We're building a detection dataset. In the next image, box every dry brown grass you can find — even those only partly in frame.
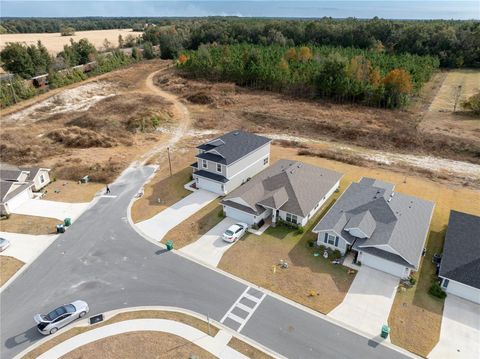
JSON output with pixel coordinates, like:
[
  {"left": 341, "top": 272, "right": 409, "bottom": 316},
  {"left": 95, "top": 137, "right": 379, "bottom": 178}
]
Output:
[
  {"left": 23, "top": 310, "right": 219, "bottom": 359},
  {"left": 0, "top": 29, "right": 141, "bottom": 55},
  {"left": 47, "top": 127, "right": 117, "bottom": 148},
  {"left": 0, "top": 256, "right": 24, "bottom": 287},
  {"left": 269, "top": 145, "right": 480, "bottom": 355},
  {"left": 228, "top": 337, "right": 274, "bottom": 359},
  {"left": 41, "top": 180, "right": 104, "bottom": 203},
  {"left": 163, "top": 200, "right": 224, "bottom": 249},
  {"left": 62, "top": 331, "right": 216, "bottom": 359},
  {"left": 0, "top": 214, "right": 59, "bottom": 235}
]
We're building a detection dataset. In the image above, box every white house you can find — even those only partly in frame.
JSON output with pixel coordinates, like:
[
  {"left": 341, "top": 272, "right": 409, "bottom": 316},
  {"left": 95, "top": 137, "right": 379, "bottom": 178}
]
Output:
[
  {"left": 191, "top": 130, "right": 271, "bottom": 195},
  {"left": 439, "top": 210, "right": 480, "bottom": 304},
  {"left": 312, "top": 178, "right": 435, "bottom": 278},
  {"left": 221, "top": 160, "right": 343, "bottom": 227}
]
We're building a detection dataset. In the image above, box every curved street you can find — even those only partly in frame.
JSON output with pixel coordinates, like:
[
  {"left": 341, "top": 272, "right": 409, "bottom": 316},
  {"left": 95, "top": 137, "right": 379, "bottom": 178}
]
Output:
[{"left": 0, "top": 165, "right": 410, "bottom": 359}]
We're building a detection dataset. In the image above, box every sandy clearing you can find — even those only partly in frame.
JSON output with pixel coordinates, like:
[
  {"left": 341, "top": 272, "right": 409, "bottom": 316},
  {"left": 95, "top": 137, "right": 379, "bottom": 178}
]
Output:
[{"left": 0, "top": 29, "right": 141, "bottom": 55}]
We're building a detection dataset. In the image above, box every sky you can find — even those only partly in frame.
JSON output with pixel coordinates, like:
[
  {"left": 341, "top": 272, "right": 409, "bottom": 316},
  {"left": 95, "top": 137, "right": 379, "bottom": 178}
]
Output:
[{"left": 1, "top": 1, "right": 478, "bottom": 20}]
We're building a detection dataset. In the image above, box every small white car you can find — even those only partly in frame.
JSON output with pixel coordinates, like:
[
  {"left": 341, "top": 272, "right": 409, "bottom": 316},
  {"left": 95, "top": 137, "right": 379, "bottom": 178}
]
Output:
[
  {"left": 34, "top": 300, "right": 90, "bottom": 335},
  {"left": 0, "top": 238, "right": 10, "bottom": 252},
  {"left": 222, "top": 223, "right": 248, "bottom": 243}
]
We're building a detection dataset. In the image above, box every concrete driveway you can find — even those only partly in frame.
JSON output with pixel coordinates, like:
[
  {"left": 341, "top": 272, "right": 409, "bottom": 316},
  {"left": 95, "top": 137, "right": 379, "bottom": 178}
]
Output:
[
  {"left": 136, "top": 189, "right": 217, "bottom": 242},
  {"left": 11, "top": 199, "right": 89, "bottom": 221},
  {"left": 429, "top": 295, "right": 480, "bottom": 359},
  {"left": 0, "top": 232, "right": 57, "bottom": 264},
  {"left": 329, "top": 265, "right": 399, "bottom": 338},
  {"left": 180, "top": 217, "right": 238, "bottom": 267}
]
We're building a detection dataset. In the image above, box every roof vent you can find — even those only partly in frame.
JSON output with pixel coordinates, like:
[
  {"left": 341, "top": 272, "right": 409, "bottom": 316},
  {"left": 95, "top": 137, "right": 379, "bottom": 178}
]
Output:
[{"left": 390, "top": 192, "right": 395, "bottom": 197}]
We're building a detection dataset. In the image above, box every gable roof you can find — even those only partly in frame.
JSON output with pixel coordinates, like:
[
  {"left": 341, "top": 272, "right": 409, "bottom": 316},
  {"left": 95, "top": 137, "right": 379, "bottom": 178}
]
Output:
[
  {"left": 222, "top": 160, "right": 343, "bottom": 217},
  {"left": 313, "top": 177, "right": 434, "bottom": 268},
  {"left": 0, "top": 169, "right": 25, "bottom": 182},
  {"left": 0, "top": 180, "right": 33, "bottom": 203},
  {"left": 439, "top": 210, "right": 480, "bottom": 289},
  {"left": 197, "top": 130, "right": 271, "bottom": 165}
]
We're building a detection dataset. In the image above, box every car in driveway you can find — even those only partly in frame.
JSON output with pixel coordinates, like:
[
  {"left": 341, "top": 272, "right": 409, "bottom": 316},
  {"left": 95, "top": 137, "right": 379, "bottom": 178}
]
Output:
[
  {"left": 0, "top": 238, "right": 10, "bottom": 252},
  {"left": 34, "top": 300, "right": 89, "bottom": 335},
  {"left": 222, "top": 223, "right": 248, "bottom": 243}
]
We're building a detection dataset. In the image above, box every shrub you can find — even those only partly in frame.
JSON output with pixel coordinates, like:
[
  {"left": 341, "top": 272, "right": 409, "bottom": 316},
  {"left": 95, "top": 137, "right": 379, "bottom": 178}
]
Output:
[
  {"left": 318, "top": 244, "right": 326, "bottom": 252},
  {"left": 331, "top": 249, "right": 342, "bottom": 260},
  {"left": 409, "top": 276, "right": 417, "bottom": 285},
  {"left": 429, "top": 282, "right": 447, "bottom": 299},
  {"left": 296, "top": 226, "right": 305, "bottom": 234},
  {"left": 218, "top": 209, "right": 225, "bottom": 218}
]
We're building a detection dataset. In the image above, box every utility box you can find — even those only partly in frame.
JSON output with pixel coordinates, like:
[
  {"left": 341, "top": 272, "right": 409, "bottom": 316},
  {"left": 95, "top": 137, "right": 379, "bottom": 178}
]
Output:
[
  {"left": 64, "top": 218, "right": 72, "bottom": 227},
  {"left": 381, "top": 325, "right": 390, "bottom": 339}
]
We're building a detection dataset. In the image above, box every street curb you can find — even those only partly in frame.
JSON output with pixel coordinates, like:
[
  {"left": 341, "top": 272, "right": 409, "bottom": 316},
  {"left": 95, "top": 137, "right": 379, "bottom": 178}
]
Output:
[{"left": 14, "top": 306, "right": 284, "bottom": 359}]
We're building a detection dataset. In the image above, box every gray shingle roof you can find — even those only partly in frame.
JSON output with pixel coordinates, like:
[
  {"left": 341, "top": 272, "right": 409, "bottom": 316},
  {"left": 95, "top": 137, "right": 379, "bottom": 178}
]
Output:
[
  {"left": 222, "top": 160, "right": 343, "bottom": 217},
  {"left": 0, "top": 180, "right": 32, "bottom": 203},
  {"left": 313, "top": 178, "right": 434, "bottom": 268},
  {"left": 345, "top": 210, "right": 376, "bottom": 238},
  {"left": 0, "top": 169, "right": 24, "bottom": 181},
  {"left": 197, "top": 130, "right": 271, "bottom": 165},
  {"left": 194, "top": 170, "right": 228, "bottom": 183},
  {"left": 439, "top": 210, "right": 480, "bottom": 289}
]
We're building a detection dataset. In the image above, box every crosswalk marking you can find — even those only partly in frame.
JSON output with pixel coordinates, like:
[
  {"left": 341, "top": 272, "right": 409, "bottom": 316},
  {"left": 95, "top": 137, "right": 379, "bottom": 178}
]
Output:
[
  {"left": 100, "top": 195, "right": 118, "bottom": 198},
  {"left": 220, "top": 286, "right": 267, "bottom": 332}
]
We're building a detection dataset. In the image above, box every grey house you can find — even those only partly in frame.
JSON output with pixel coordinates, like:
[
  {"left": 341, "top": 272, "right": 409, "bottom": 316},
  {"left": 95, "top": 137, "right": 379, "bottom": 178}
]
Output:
[
  {"left": 221, "top": 160, "right": 343, "bottom": 227},
  {"left": 312, "top": 178, "right": 434, "bottom": 278},
  {"left": 439, "top": 210, "right": 480, "bottom": 304},
  {"left": 191, "top": 131, "right": 271, "bottom": 195}
]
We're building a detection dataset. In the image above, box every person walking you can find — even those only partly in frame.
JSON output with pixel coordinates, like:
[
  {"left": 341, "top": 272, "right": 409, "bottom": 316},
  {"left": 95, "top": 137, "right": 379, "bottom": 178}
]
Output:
[{"left": 106, "top": 185, "right": 111, "bottom": 194}]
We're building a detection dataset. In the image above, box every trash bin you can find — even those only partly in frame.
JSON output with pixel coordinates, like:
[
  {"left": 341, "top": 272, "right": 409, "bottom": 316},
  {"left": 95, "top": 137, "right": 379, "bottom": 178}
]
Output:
[
  {"left": 166, "top": 240, "right": 174, "bottom": 251},
  {"left": 56, "top": 224, "right": 65, "bottom": 233},
  {"left": 64, "top": 218, "right": 72, "bottom": 227},
  {"left": 381, "top": 324, "right": 390, "bottom": 339}
]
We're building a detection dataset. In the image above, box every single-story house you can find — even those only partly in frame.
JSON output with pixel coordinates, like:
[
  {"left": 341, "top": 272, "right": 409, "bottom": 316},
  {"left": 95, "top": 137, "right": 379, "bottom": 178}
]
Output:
[
  {"left": 191, "top": 130, "right": 271, "bottom": 195},
  {"left": 221, "top": 159, "right": 343, "bottom": 227},
  {"left": 438, "top": 210, "right": 480, "bottom": 304},
  {"left": 312, "top": 177, "right": 435, "bottom": 278}
]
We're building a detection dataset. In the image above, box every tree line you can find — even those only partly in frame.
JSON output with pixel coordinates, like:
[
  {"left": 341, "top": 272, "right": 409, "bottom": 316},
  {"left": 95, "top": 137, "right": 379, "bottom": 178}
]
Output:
[{"left": 177, "top": 44, "right": 439, "bottom": 108}]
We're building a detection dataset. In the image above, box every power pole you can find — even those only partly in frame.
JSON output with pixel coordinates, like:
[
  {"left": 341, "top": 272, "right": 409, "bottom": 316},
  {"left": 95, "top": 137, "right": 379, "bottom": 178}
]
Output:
[{"left": 167, "top": 147, "right": 172, "bottom": 177}]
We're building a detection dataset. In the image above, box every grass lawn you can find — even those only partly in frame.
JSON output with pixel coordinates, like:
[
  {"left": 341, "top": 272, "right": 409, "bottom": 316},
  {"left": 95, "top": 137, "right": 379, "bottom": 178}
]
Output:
[
  {"left": 0, "top": 214, "right": 60, "bottom": 235},
  {"left": 131, "top": 166, "right": 192, "bottom": 223},
  {"left": 270, "top": 145, "right": 480, "bottom": 357},
  {"left": 62, "top": 331, "right": 217, "bottom": 359},
  {"left": 0, "top": 256, "right": 24, "bottom": 287},
  {"left": 163, "top": 199, "right": 224, "bottom": 249},
  {"left": 41, "top": 180, "right": 104, "bottom": 203},
  {"left": 219, "top": 192, "right": 357, "bottom": 314}
]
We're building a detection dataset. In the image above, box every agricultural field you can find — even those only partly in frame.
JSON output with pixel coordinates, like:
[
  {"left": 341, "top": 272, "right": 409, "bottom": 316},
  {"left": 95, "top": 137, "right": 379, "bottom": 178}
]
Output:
[{"left": 0, "top": 29, "right": 141, "bottom": 55}]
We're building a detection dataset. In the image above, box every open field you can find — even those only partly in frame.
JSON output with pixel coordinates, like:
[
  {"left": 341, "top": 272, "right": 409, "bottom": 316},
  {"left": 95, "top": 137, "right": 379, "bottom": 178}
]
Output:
[
  {"left": 62, "top": 331, "right": 216, "bottom": 359},
  {"left": 42, "top": 180, "right": 104, "bottom": 203},
  {"left": 0, "top": 214, "right": 59, "bottom": 235},
  {"left": 0, "top": 29, "right": 141, "bottom": 55},
  {"left": 0, "top": 256, "right": 24, "bottom": 287},
  {"left": 419, "top": 69, "right": 480, "bottom": 144}
]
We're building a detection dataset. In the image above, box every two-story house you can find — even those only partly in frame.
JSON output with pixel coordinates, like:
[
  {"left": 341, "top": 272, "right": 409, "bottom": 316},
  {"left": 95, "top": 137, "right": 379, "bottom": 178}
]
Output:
[{"left": 191, "top": 130, "right": 271, "bottom": 195}]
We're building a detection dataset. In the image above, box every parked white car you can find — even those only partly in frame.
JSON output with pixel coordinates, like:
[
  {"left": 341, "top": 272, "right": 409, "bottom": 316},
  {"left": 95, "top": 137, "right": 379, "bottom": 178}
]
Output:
[
  {"left": 0, "top": 238, "right": 10, "bottom": 252},
  {"left": 223, "top": 223, "right": 248, "bottom": 243},
  {"left": 34, "top": 300, "right": 89, "bottom": 335}
]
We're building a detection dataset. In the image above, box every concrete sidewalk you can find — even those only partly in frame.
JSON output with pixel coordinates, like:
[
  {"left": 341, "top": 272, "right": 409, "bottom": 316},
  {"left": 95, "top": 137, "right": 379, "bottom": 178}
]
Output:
[
  {"left": 11, "top": 199, "right": 89, "bottom": 221},
  {"left": 136, "top": 189, "right": 217, "bottom": 242},
  {"left": 0, "top": 232, "right": 57, "bottom": 264},
  {"left": 37, "top": 319, "right": 248, "bottom": 359},
  {"left": 180, "top": 217, "right": 237, "bottom": 267}
]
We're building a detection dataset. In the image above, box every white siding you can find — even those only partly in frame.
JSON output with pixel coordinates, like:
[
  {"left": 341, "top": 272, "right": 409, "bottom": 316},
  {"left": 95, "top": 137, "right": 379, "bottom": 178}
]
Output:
[
  {"left": 197, "top": 159, "right": 227, "bottom": 177},
  {"left": 317, "top": 231, "right": 348, "bottom": 254},
  {"left": 359, "top": 252, "right": 411, "bottom": 278},
  {"left": 32, "top": 170, "right": 50, "bottom": 191},
  {"left": 442, "top": 278, "right": 480, "bottom": 304},
  {"left": 6, "top": 188, "right": 33, "bottom": 211}
]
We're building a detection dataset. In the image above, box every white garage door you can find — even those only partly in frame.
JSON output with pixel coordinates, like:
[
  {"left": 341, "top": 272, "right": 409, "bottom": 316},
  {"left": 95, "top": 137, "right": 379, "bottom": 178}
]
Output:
[
  {"left": 446, "top": 280, "right": 480, "bottom": 304},
  {"left": 361, "top": 252, "right": 409, "bottom": 278},
  {"left": 224, "top": 206, "right": 256, "bottom": 225},
  {"left": 6, "top": 189, "right": 32, "bottom": 211},
  {"left": 196, "top": 177, "right": 224, "bottom": 195}
]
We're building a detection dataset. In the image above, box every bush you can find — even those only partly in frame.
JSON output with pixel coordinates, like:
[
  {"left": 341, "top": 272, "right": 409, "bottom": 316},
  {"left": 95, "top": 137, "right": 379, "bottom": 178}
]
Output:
[
  {"left": 318, "top": 244, "right": 326, "bottom": 252},
  {"left": 331, "top": 249, "right": 342, "bottom": 260},
  {"left": 218, "top": 209, "right": 225, "bottom": 218},
  {"left": 409, "top": 276, "right": 417, "bottom": 285},
  {"left": 296, "top": 226, "right": 305, "bottom": 234},
  {"left": 0, "top": 75, "right": 36, "bottom": 108},
  {"left": 429, "top": 282, "right": 447, "bottom": 299}
]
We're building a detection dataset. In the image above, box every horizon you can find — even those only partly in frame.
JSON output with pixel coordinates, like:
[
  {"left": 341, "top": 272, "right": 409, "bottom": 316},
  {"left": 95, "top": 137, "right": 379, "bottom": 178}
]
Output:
[{"left": 1, "top": 1, "right": 478, "bottom": 20}]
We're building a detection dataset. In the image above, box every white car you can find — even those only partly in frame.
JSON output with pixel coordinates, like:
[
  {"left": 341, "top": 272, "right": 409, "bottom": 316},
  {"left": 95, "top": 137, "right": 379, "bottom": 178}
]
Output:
[
  {"left": 223, "top": 223, "right": 248, "bottom": 243},
  {"left": 0, "top": 238, "right": 10, "bottom": 252},
  {"left": 34, "top": 300, "right": 90, "bottom": 335}
]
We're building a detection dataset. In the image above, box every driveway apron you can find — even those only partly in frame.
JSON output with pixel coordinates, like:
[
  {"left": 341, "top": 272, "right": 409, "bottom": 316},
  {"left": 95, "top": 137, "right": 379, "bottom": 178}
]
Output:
[{"left": 11, "top": 199, "right": 89, "bottom": 221}]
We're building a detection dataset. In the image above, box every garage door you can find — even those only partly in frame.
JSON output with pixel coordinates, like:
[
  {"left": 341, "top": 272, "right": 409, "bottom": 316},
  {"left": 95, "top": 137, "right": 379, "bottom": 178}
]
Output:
[
  {"left": 224, "top": 206, "right": 256, "bottom": 225},
  {"left": 196, "top": 177, "right": 224, "bottom": 195},
  {"left": 446, "top": 280, "right": 480, "bottom": 304},
  {"left": 360, "top": 252, "right": 409, "bottom": 278},
  {"left": 7, "top": 189, "right": 32, "bottom": 211}
]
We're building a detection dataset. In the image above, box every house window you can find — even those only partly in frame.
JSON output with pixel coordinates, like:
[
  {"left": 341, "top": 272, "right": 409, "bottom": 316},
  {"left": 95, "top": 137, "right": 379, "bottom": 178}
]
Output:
[
  {"left": 216, "top": 163, "right": 222, "bottom": 172},
  {"left": 40, "top": 174, "right": 45, "bottom": 183},
  {"left": 202, "top": 160, "right": 207, "bottom": 169},
  {"left": 443, "top": 279, "right": 449, "bottom": 288},
  {"left": 221, "top": 184, "right": 225, "bottom": 191},
  {"left": 327, "top": 234, "right": 336, "bottom": 245},
  {"left": 286, "top": 213, "right": 297, "bottom": 224},
  {"left": 263, "top": 157, "right": 269, "bottom": 165}
]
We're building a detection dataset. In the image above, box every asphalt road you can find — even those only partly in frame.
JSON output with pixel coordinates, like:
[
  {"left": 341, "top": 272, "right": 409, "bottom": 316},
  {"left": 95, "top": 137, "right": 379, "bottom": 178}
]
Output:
[{"left": 0, "top": 166, "right": 409, "bottom": 359}]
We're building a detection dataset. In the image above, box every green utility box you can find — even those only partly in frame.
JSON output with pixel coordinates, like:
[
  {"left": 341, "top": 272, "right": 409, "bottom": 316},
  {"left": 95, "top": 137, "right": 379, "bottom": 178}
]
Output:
[
  {"left": 166, "top": 240, "right": 174, "bottom": 251},
  {"left": 381, "top": 325, "right": 390, "bottom": 339},
  {"left": 64, "top": 218, "right": 72, "bottom": 227}
]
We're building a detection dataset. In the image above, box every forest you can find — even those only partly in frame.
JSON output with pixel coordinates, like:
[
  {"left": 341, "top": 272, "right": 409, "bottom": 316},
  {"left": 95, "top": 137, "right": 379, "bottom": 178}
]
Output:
[
  {"left": 177, "top": 44, "right": 439, "bottom": 108},
  {"left": 2, "top": 17, "right": 477, "bottom": 68}
]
